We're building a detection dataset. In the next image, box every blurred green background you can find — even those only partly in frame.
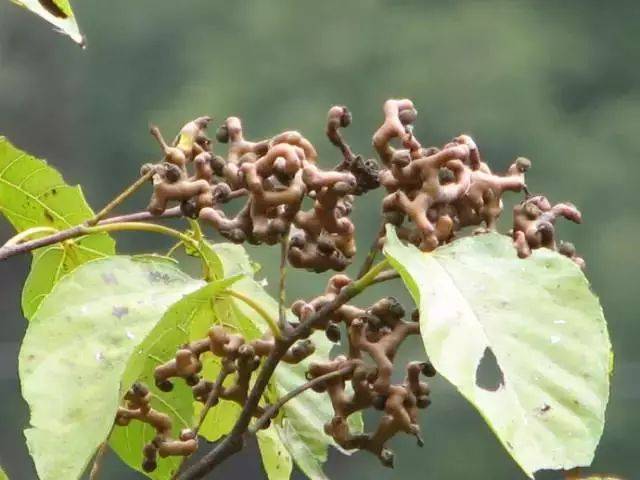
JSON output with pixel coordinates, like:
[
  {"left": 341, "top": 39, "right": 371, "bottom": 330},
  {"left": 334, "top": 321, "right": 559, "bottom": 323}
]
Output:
[{"left": 0, "top": 1, "right": 638, "bottom": 479}]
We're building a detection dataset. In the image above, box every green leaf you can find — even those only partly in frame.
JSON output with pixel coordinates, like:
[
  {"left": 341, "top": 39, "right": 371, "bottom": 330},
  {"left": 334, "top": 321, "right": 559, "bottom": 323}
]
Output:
[
  {"left": 19, "top": 256, "right": 203, "bottom": 480},
  {"left": 194, "top": 356, "right": 243, "bottom": 442},
  {"left": 257, "top": 425, "right": 293, "bottom": 480},
  {"left": 8, "top": 0, "right": 84, "bottom": 46},
  {"left": 383, "top": 226, "right": 611, "bottom": 478},
  {"left": 110, "top": 276, "right": 239, "bottom": 479},
  {"left": 21, "top": 235, "right": 114, "bottom": 319},
  {"left": 0, "top": 137, "right": 115, "bottom": 318},
  {"left": 0, "top": 465, "right": 8, "bottom": 480},
  {"left": 211, "top": 242, "right": 363, "bottom": 479}
]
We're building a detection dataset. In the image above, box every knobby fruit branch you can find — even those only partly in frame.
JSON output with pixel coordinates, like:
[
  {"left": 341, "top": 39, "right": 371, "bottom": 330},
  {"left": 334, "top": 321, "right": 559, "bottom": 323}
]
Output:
[{"left": 0, "top": 98, "right": 586, "bottom": 480}]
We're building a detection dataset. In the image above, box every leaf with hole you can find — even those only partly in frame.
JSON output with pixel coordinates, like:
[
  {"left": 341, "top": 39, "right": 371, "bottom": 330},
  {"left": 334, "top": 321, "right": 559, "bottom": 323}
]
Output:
[
  {"left": 8, "top": 0, "right": 84, "bottom": 45},
  {"left": 0, "top": 137, "right": 116, "bottom": 319},
  {"left": 19, "top": 256, "right": 203, "bottom": 480},
  {"left": 383, "top": 226, "right": 611, "bottom": 478}
]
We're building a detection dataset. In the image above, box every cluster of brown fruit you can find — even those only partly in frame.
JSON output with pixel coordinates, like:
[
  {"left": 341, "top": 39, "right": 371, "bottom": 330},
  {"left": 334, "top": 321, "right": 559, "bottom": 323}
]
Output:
[
  {"left": 124, "top": 99, "right": 586, "bottom": 471},
  {"left": 292, "top": 274, "right": 433, "bottom": 467},
  {"left": 143, "top": 98, "right": 584, "bottom": 270},
  {"left": 115, "top": 383, "right": 198, "bottom": 472},
  {"left": 144, "top": 108, "right": 378, "bottom": 273}
]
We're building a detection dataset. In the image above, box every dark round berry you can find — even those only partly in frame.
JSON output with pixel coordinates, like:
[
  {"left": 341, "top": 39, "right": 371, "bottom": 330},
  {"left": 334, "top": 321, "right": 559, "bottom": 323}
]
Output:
[
  {"left": 325, "top": 323, "right": 341, "bottom": 343},
  {"left": 142, "top": 458, "right": 157, "bottom": 473},
  {"left": 372, "top": 395, "right": 387, "bottom": 411},
  {"left": 155, "top": 379, "right": 174, "bottom": 392}
]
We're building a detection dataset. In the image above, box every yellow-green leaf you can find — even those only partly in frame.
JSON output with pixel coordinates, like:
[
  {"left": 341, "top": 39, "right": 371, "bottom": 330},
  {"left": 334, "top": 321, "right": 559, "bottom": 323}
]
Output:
[
  {"left": 383, "top": 226, "right": 612, "bottom": 478},
  {"left": 257, "top": 426, "right": 293, "bottom": 480},
  {"left": 19, "top": 256, "right": 202, "bottom": 480},
  {"left": 8, "top": 0, "right": 84, "bottom": 46},
  {"left": 110, "top": 276, "right": 239, "bottom": 479},
  {"left": 0, "top": 137, "right": 115, "bottom": 318}
]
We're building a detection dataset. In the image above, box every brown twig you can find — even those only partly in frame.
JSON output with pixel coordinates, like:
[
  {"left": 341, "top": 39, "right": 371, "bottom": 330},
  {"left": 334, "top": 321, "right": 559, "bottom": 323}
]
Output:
[
  {"left": 371, "top": 269, "right": 400, "bottom": 285},
  {"left": 278, "top": 233, "right": 291, "bottom": 334},
  {"left": 0, "top": 188, "right": 249, "bottom": 262},
  {"left": 89, "top": 441, "right": 109, "bottom": 480},
  {"left": 0, "top": 207, "right": 183, "bottom": 261},
  {"left": 357, "top": 221, "right": 387, "bottom": 279},
  {"left": 249, "top": 364, "right": 355, "bottom": 434},
  {"left": 87, "top": 169, "right": 155, "bottom": 226},
  {"left": 193, "top": 362, "right": 234, "bottom": 436},
  {"left": 177, "top": 260, "right": 391, "bottom": 480}
]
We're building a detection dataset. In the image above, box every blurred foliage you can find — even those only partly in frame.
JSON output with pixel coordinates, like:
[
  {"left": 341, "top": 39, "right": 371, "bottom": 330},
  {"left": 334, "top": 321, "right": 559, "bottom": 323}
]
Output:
[{"left": 0, "top": 1, "right": 638, "bottom": 479}]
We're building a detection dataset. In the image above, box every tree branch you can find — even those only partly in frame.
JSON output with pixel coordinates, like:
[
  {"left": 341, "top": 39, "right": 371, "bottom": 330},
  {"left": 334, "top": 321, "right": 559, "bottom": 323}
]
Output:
[
  {"left": 356, "top": 221, "right": 386, "bottom": 279},
  {"left": 249, "top": 363, "right": 355, "bottom": 434},
  {"left": 278, "top": 233, "right": 292, "bottom": 334},
  {"left": 87, "top": 169, "right": 155, "bottom": 226},
  {"left": 0, "top": 207, "right": 183, "bottom": 261},
  {"left": 371, "top": 268, "right": 400, "bottom": 285},
  {"left": 177, "top": 259, "right": 391, "bottom": 480},
  {"left": 0, "top": 187, "right": 248, "bottom": 263}
]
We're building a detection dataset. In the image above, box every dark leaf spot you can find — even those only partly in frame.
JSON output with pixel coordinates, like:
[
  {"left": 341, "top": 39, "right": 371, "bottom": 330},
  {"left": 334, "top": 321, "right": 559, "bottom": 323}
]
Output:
[
  {"left": 537, "top": 403, "right": 551, "bottom": 414},
  {"left": 38, "top": 0, "right": 68, "bottom": 18},
  {"left": 475, "top": 347, "right": 505, "bottom": 391},
  {"left": 44, "top": 210, "right": 54, "bottom": 223},
  {"left": 112, "top": 306, "right": 129, "bottom": 319},
  {"left": 148, "top": 270, "right": 171, "bottom": 284}
]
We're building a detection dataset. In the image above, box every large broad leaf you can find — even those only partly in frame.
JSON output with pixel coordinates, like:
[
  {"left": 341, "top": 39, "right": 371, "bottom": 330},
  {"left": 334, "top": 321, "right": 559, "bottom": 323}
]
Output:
[
  {"left": 383, "top": 226, "right": 611, "bottom": 478},
  {"left": 0, "top": 137, "right": 115, "bottom": 318},
  {"left": 257, "top": 426, "right": 293, "bottom": 480},
  {"left": 8, "top": 0, "right": 84, "bottom": 46},
  {"left": 110, "top": 276, "right": 240, "bottom": 479},
  {"left": 19, "top": 256, "right": 203, "bottom": 480},
  {"left": 212, "top": 242, "right": 363, "bottom": 479}
]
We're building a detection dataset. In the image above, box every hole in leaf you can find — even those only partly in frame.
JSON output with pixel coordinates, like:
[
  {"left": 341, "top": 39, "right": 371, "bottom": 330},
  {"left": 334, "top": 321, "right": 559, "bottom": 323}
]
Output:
[{"left": 475, "top": 347, "right": 504, "bottom": 391}]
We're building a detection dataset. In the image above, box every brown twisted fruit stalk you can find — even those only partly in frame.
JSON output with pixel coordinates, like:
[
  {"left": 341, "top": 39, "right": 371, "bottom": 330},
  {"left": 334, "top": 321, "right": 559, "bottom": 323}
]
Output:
[
  {"left": 289, "top": 174, "right": 356, "bottom": 271},
  {"left": 142, "top": 162, "right": 213, "bottom": 217},
  {"left": 200, "top": 121, "right": 310, "bottom": 245},
  {"left": 115, "top": 382, "right": 197, "bottom": 472},
  {"left": 153, "top": 325, "right": 315, "bottom": 417},
  {"left": 308, "top": 357, "right": 432, "bottom": 468},
  {"left": 381, "top": 143, "right": 472, "bottom": 251},
  {"left": 326, "top": 105, "right": 380, "bottom": 194},
  {"left": 512, "top": 194, "right": 583, "bottom": 266},
  {"left": 214, "top": 116, "right": 270, "bottom": 189},
  {"left": 446, "top": 134, "right": 530, "bottom": 231},
  {"left": 288, "top": 105, "right": 381, "bottom": 272},
  {"left": 373, "top": 99, "right": 533, "bottom": 251},
  {"left": 372, "top": 98, "right": 420, "bottom": 166},
  {"left": 173, "top": 116, "right": 213, "bottom": 160},
  {"left": 290, "top": 274, "right": 431, "bottom": 467},
  {"left": 150, "top": 117, "right": 211, "bottom": 169},
  {"left": 290, "top": 274, "right": 354, "bottom": 339}
]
